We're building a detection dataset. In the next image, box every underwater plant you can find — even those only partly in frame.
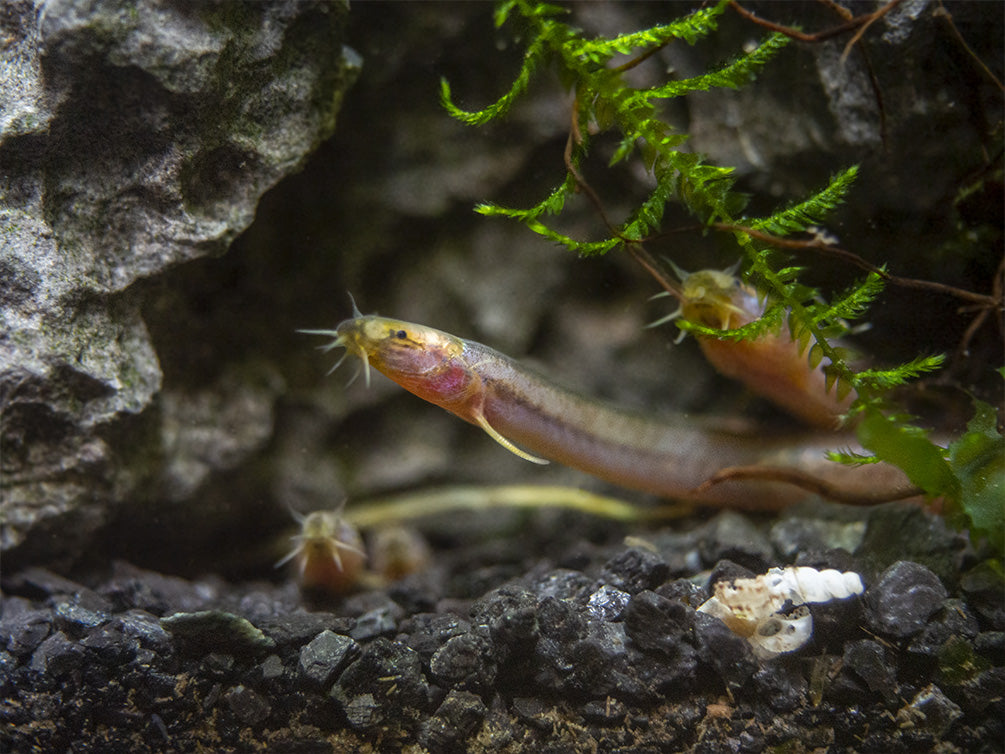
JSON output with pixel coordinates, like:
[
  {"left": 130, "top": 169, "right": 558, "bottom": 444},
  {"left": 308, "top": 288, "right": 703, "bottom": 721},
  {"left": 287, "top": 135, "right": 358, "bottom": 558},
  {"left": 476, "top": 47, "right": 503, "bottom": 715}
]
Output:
[{"left": 438, "top": 0, "right": 1004, "bottom": 554}]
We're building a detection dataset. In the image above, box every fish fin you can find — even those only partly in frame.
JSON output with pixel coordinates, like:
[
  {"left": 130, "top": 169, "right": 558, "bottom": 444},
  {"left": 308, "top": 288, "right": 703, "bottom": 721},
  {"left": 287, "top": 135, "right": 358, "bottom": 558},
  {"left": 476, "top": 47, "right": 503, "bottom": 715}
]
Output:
[
  {"left": 473, "top": 412, "right": 549, "bottom": 465},
  {"left": 361, "top": 349, "right": 371, "bottom": 388},
  {"left": 347, "top": 291, "right": 364, "bottom": 319}
]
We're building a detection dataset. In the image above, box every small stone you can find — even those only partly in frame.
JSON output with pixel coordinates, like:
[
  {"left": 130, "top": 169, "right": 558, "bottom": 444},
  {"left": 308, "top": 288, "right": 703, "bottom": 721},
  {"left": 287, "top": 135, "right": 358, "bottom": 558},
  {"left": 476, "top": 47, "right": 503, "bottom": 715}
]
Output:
[
  {"left": 259, "top": 653, "right": 284, "bottom": 680},
  {"left": 586, "top": 585, "right": 631, "bottom": 622},
  {"left": 751, "top": 661, "right": 808, "bottom": 713},
  {"left": 418, "top": 689, "right": 487, "bottom": 751},
  {"left": 80, "top": 623, "right": 136, "bottom": 665},
  {"left": 257, "top": 611, "right": 352, "bottom": 648},
  {"left": 54, "top": 601, "right": 109, "bottom": 635},
  {"left": 599, "top": 547, "right": 670, "bottom": 594},
  {"left": 699, "top": 512, "right": 774, "bottom": 571},
  {"left": 563, "top": 621, "right": 630, "bottom": 696},
  {"left": 580, "top": 696, "right": 628, "bottom": 725},
  {"left": 429, "top": 632, "right": 495, "bottom": 690},
  {"left": 530, "top": 569, "right": 594, "bottom": 602},
  {"left": 623, "top": 590, "right": 695, "bottom": 657},
  {"left": 224, "top": 684, "right": 271, "bottom": 726},
  {"left": 842, "top": 639, "right": 897, "bottom": 702},
  {"left": 331, "top": 638, "right": 432, "bottom": 729},
  {"left": 511, "top": 697, "right": 550, "bottom": 730},
  {"left": 203, "top": 652, "right": 235, "bottom": 677},
  {"left": 117, "top": 610, "right": 171, "bottom": 651},
  {"left": 865, "top": 561, "right": 948, "bottom": 639},
  {"left": 29, "top": 631, "right": 84, "bottom": 680},
  {"left": 401, "top": 613, "right": 472, "bottom": 660},
  {"left": 896, "top": 683, "right": 962, "bottom": 737},
  {"left": 705, "top": 560, "right": 756, "bottom": 591},
  {"left": 349, "top": 604, "right": 401, "bottom": 641},
  {"left": 770, "top": 513, "right": 866, "bottom": 559},
  {"left": 1, "top": 608, "right": 52, "bottom": 656},
  {"left": 907, "top": 598, "right": 980, "bottom": 658},
  {"left": 959, "top": 561, "right": 1005, "bottom": 630},
  {"left": 860, "top": 505, "right": 964, "bottom": 583},
  {"left": 975, "top": 631, "right": 1005, "bottom": 660},
  {"left": 470, "top": 585, "right": 539, "bottom": 654},
  {"left": 694, "top": 611, "right": 757, "bottom": 692},
  {"left": 341, "top": 692, "right": 380, "bottom": 728},
  {"left": 298, "top": 630, "right": 357, "bottom": 688}
]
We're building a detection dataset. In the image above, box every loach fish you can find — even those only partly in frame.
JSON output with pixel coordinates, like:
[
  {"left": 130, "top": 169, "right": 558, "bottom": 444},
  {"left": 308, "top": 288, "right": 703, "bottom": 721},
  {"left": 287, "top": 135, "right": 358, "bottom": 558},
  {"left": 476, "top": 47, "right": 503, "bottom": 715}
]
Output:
[
  {"left": 301, "top": 307, "right": 921, "bottom": 510},
  {"left": 275, "top": 507, "right": 367, "bottom": 595},
  {"left": 651, "top": 265, "right": 856, "bottom": 429}
]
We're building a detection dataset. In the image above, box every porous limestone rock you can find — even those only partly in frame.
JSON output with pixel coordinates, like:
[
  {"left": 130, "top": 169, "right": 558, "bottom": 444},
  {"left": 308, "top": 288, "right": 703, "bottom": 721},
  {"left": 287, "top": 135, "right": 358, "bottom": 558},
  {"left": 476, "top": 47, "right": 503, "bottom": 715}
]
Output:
[{"left": 0, "top": 0, "right": 359, "bottom": 563}]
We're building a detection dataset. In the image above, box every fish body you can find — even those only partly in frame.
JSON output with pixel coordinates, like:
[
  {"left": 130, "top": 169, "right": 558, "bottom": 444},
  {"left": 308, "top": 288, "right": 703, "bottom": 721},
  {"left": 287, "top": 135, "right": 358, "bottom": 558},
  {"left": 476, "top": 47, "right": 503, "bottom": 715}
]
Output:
[{"left": 305, "top": 313, "right": 917, "bottom": 510}]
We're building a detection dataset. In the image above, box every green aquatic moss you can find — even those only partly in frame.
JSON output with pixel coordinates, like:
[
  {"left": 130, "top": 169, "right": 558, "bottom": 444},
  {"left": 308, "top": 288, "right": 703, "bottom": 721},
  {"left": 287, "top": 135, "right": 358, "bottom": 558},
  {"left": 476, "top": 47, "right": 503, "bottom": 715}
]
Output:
[{"left": 441, "top": 0, "right": 1003, "bottom": 554}]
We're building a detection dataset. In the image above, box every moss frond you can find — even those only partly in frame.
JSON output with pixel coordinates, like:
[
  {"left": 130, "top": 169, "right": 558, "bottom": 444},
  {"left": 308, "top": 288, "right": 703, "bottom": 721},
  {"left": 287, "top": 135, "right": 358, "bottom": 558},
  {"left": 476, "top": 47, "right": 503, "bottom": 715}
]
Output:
[
  {"left": 811, "top": 271, "right": 886, "bottom": 327},
  {"left": 750, "top": 166, "right": 860, "bottom": 236},
  {"left": 649, "top": 32, "right": 790, "bottom": 98},
  {"left": 853, "top": 354, "right": 947, "bottom": 392},
  {"left": 563, "top": 2, "right": 728, "bottom": 63},
  {"left": 438, "top": 37, "right": 546, "bottom": 126}
]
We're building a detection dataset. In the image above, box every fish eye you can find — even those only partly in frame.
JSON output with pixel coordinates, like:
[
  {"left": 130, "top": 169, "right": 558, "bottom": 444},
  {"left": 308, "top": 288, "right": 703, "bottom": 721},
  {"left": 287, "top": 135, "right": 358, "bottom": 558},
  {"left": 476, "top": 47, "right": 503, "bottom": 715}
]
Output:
[{"left": 395, "top": 330, "right": 407, "bottom": 339}]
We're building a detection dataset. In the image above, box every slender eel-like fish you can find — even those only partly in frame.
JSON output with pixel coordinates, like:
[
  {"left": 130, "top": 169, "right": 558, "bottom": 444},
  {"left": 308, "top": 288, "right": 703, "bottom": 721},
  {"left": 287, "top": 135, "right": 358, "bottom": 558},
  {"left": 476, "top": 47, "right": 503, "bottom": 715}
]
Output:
[
  {"left": 302, "top": 309, "right": 920, "bottom": 510},
  {"left": 652, "top": 265, "right": 856, "bottom": 429}
]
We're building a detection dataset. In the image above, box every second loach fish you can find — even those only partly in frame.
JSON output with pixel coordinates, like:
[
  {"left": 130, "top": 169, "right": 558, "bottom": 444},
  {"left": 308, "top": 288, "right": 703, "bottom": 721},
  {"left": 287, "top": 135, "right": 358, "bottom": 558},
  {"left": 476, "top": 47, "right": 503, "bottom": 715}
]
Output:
[{"left": 302, "top": 308, "right": 923, "bottom": 510}]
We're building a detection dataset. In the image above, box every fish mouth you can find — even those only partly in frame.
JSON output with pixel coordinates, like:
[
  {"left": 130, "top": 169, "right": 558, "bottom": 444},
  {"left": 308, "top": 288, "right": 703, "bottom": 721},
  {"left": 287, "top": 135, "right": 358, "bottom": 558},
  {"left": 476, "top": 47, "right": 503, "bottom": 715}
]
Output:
[{"left": 298, "top": 319, "right": 373, "bottom": 387}]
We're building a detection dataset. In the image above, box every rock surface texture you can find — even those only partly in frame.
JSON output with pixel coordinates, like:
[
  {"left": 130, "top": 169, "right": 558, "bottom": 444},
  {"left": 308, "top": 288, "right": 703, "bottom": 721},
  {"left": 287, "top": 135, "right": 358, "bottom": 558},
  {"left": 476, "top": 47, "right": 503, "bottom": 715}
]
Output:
[{"left": 1, "top": 0, "right": 358, "bottom": 562}]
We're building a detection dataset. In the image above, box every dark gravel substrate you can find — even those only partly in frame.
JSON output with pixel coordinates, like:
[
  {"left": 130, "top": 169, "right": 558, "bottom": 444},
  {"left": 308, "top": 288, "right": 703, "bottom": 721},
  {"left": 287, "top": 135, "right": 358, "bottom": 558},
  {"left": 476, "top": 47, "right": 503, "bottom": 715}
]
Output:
[{"left": 2, "top": 501, "right": 1002, "bottom": 753}]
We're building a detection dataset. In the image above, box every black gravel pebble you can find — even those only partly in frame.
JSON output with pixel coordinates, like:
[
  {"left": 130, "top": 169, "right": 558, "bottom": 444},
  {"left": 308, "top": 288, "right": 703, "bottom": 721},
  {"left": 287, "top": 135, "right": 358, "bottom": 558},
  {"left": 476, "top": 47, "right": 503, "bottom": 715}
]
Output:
[
  {"left": 598, "top": 546, "right": 670, "bottom": 594},
  {"left": 418, "top": 688, "right": 488, "bottom": 751},
  {"left": 865, "top": 560, "right": 949, "bottom": 639},
  {"left": 298, "top": 629, "right": 357, "bottom": 687},
  {"left": 1, "top": 506, "right": 1001, "bottom": 752},
  {"left": 841, "top": 638, "right": 898, "bottom": 703},
  {"left": 330, "top": 637, "right": 433, "bottom": 729},
  {"left": 224, "top": 683, "right": 272, "bottom": 726}
]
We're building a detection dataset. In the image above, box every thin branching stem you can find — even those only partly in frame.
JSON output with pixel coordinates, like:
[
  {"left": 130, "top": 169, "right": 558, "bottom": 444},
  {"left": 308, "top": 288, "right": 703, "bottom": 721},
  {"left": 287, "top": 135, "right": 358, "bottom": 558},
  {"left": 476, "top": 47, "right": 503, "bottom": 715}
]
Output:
[
  {"left": 728, "top": 0, "right": 904, "bottom": 44},
  {"left": 935, "top": 0, "right": 1004, "bottom": 92},
  {"left": 713, "top": 223, "right": 1002, "bottom": 309}
]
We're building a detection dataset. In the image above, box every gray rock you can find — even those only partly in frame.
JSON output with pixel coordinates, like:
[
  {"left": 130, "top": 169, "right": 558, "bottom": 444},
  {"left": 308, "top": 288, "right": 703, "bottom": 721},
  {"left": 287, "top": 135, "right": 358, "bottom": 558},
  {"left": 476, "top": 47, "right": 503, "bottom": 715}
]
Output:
[
  {"left": 1, "top": 608, "right": 52, "bottom": 657},
  {"left": 28, "top": 630, "right": 84, "bottom": 680},
  {"left": 897, "top": 683, "right": 963, "bottom": 738},
  {"left": 1, "top": 0, "right": 358, "bottom": 564},
  {"left": 866, "top": 560, "right": 949, "bottom": 639},
  {"left": 699, "top": 511, "right": 775, "bottom": 571},
  {"left": 586, "top": 585, "right": 631, "bottom": 622},
  {"left": 224, "top": 684, "right": 272, "bottom": 727},
  {"left": 297, "top": 629, "right": 356, "bottom": 688},
  {"left": 694, "top": 610, "right": 758, "bottom": 693},
  {"left": 419, "top": 689, "right": 488, "bottom": 752},
  {"left": 599, "top": 546, "right": 671, "bottom": 595},
  {"left": 429, "top": 631, "right": 496, "bottom": 690},
  {"left": 841, "top": 638, "right": 898, "bottom": 703},
  {"left": 331, "top": 638, "right": 432, "bottom": 729}
]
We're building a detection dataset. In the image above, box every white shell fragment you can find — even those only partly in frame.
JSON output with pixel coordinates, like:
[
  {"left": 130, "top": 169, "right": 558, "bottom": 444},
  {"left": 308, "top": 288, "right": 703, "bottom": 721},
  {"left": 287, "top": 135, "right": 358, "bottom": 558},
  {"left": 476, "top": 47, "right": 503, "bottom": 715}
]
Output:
[
  {"left": 698, "top": 566, "right": 865, "bottom": 659},
  {"left": 750, "top": 605, "right": 813, "bottom": 659}
]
